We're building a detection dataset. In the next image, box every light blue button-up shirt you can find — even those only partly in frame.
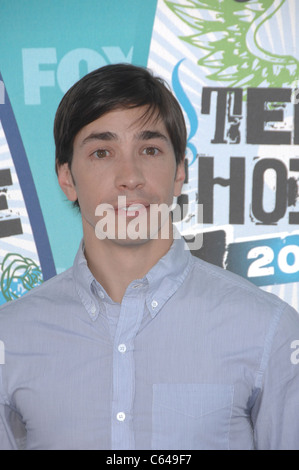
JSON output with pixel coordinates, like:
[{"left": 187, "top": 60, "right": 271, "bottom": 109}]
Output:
[{"left": 1, "top": 236, "right": 299, "bottom": 450}]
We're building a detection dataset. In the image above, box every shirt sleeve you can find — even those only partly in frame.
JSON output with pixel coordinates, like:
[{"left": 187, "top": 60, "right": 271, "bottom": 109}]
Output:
[
  {"left": 251, "top": 304, "right": 299, "bottom": 450},
  {"left": 0, "top": 366, "right": 18, "bottom": 450}
]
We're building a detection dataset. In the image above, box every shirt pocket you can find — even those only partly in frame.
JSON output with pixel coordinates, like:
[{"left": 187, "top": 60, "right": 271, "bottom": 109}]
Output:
[{"left": 152, "top": 383, "right": 234, "bottom": 450}]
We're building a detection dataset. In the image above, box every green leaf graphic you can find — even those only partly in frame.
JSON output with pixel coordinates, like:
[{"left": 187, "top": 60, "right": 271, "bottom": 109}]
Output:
[{"left": 165, "top": 0, "right": 299, "bottom": 88}]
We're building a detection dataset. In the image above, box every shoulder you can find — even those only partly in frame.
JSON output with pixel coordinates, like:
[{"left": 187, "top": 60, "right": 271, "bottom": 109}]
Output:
[
  {"left": 183, "top": 256, "right": 299, "bottom": 370},
  {"left": 0, "top": 267, "right": 74, "bottom": 323},
  {"left": 188, "top": 254, "right": 298, "bottom": 323}
]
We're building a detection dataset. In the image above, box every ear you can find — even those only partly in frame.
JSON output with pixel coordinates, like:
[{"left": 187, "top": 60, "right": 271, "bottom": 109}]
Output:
[
  {"left": 57, "top": 163, "right": 78, "bottom": 202},
  {"left": 173, "top": 159, "right": 186, "bottom": 197}
]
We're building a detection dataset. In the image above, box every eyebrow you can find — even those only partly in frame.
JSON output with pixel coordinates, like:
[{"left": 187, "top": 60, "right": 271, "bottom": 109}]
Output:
[
  {"left": 80, "top": 132, "right": 117, "bottom": 147},
  {"left": 80, "top": 130, "right": 169, "bottom": 147},
  {"left": 136, "top": 130, "right": 169, "bottom": 143}
]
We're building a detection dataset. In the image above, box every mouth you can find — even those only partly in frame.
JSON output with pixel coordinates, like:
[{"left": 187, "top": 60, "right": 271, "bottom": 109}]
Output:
[{"left": 115, "top": 202, "right": 150, "bottom": 217}]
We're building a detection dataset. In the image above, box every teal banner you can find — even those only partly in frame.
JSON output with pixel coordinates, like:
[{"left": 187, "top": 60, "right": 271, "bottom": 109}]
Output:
[{"left": 0, "top": 0, "right": 158, "bottom": 293}]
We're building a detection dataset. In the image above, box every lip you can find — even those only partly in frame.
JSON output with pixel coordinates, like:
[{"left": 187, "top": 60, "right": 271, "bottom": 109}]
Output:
[
  {"left": 114, "top": 201, "right": 150, "bottom": 217},
  {"left": 113, "top": 199, "right": 150, "bottom": 209}
]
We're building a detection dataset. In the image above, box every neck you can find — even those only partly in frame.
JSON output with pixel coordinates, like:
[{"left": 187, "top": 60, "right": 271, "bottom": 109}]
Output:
[{"left": 83, "top": 222, "right": 174, "bottom": 303}]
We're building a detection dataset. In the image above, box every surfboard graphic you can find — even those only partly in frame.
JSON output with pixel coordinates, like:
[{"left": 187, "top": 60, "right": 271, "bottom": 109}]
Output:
[{"left": 0, "top": 72, "right": 56, "bottom": 305}]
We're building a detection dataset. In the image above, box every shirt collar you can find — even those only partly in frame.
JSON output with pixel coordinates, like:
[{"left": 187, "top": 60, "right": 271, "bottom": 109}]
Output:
[
  {"left": 144, "top": 233, "right": 193, "bottom": 317},
  {"left": 72, "top": 231, "right": 193, "bottom": 320},
  {"left": 72, "top": 240, "right": 101, "bottom": 320}
]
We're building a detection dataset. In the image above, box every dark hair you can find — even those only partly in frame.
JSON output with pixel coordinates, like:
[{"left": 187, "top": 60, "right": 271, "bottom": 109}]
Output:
[
  {"left": 54, "top": 63, "right": 186, "bottom": 165},
  {"left": 54, "top": 64, "right": 187, "bottom": 207}
]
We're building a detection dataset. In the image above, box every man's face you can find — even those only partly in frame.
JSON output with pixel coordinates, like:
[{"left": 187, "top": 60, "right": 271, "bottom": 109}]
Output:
[{"left": 58, "top": 106, "right": 185, "bottom": 245}]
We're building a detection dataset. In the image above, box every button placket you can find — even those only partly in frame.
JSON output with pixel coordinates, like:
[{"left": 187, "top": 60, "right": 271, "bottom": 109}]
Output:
[{"left": 111, "top": 294, "right": 145, "bottom": 449}]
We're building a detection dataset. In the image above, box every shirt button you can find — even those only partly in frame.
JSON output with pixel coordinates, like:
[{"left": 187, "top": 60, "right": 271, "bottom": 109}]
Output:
[
  {"left": 98, "top": 291, "right": 105, "bottom": 299},
  {"left": 118, "top": 344, "right": 127, "bottom": 353},
  {"left": 90, "top": 304, "right": 96, "bottom": 315},
  {"left": 116, "top": 412, "right": 126, "bottom": 422},
  {"left": 151, "top": 300, "right": 158, "bottom": 309}
]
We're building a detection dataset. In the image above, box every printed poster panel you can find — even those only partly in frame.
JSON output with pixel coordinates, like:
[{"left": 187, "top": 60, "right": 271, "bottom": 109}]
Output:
[
  {"left": 148, "top": 0, "right": 299, "bottom": 309},
  {"left": 0, "top": 75, "right": 56, "bottom": 305}
]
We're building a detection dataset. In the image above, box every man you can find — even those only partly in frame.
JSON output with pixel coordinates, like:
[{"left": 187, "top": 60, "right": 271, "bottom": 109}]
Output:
[{"left": 1, "top": 64, "right": 299, "bottom": 450}]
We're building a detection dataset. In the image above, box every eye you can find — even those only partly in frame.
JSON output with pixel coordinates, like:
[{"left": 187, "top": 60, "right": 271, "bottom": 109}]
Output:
[
  {"left": 92, "top": 149, "right": 110, "bottom": 159},
  {"left": 142, "top": 147, "right": 159, "bottom": 156}
]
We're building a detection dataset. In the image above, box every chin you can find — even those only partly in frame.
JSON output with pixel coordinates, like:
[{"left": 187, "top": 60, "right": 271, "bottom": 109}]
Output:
[{"left": 109, "top": 234, "right": 153, "bottom": 247}]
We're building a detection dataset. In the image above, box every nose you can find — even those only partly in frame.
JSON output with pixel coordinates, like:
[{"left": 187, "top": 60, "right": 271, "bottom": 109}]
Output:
[{"left": 115, "top": 156, "right": 146, "bottom": 191}]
